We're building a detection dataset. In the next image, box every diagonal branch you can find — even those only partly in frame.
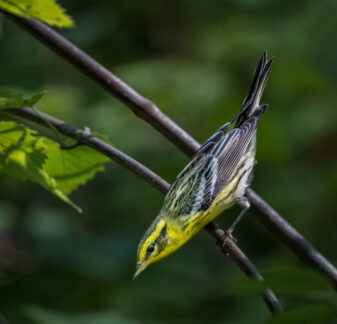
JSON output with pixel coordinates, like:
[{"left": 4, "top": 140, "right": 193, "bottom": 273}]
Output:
[
  {"left": 205, "top": 222, "right": 283, "bottom": 313},
  {"left": 8, "top": 106, "right": 282, "bottom": 314},
  {"left": 5, "top": 12, "right": 336, "bottom": 290},
  {"left": 1, "top": 10, "right": 198, "bottom": 157}
]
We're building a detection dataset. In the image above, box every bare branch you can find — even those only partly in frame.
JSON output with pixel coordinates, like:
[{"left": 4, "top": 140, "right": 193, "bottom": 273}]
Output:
[
  {"left": 246, "top": 188, "right": 337, "bottom": 290},
  {"left": 2, "top": 10, "right": 198, "bottom": 157},
  {"left": 205, "top": 222, "right": 283, "bottom": 314},
  {"left": 9, "top": 106, "right": 282, "bottom": 313},
  {"left": 4, "top": 12, "right": 337, "bottom": 290}
]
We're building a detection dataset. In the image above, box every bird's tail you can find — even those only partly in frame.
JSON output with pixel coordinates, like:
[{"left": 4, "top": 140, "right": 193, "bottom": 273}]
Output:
[{"left": 234, "top": 52, "right": 273, "bottom": 127}]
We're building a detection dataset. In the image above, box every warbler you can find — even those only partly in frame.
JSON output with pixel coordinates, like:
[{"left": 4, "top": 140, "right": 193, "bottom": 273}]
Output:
[{"left": 134, "top": 52, "right": 273, "bottom": 278}]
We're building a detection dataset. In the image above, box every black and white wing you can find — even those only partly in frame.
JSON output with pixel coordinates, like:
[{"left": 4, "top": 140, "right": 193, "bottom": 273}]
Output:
[
  {"left": 162, "top": 105, "right": 267, "bottom": 217},
  {"left": 204, "top": 105, "right": 266, "bottom": 203},
  {"left": 162, "top": 52, "right": 272, "bottom": 218}
]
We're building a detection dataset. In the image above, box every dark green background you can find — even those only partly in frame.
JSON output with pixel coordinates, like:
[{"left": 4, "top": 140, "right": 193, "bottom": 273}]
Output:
[{"left": 0, "top": 0, "right": 336, "bottom": 323}]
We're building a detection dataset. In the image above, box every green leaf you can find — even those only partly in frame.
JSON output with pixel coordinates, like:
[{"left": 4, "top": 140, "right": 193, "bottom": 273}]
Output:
[
  {"left": 0, "top": 121, "right": 80, "bottom": 212},
  {"left": 0, "top": 89, "right": 46, "bottom": 109},
  {"left": 24, "top": 91, "right": 47, "bottom": 106},
  {"left": 41, "top": 138, "right": 110, "bottom": 194},
  {"left": 0, "top": 0, "right": 73, "bottom": 27},
  {"left": 267, "top": 304, "right": 337, "bottom": 324},
  {"left": 0, "top": 121, "right": 110, "bottom": 212}
]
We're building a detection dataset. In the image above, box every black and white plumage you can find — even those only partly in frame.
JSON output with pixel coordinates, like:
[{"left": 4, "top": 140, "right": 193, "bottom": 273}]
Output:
[{"left": 161, "top": 52, "right": 273, "bottom": 230}]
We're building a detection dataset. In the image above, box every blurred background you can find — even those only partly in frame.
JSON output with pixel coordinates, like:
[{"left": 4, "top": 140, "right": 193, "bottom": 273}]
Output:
[{"left": 0, "top": 0, "right": 337, "bottom": 323}]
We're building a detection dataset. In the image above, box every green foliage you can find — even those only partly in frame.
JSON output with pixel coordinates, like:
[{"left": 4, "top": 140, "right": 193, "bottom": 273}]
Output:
[
  {"left": 0, "top": 0, "right": 73, "bottom": 27},
  {"left": 0, "top": 89, "right": 46, "bottom": 109},
  {"left": 42, "top": 138, "right": 110, "bottom": 195},
  {"left": 0, "top": 120, "right": 109, "bottom": 213},
  {"left": 0, "top": 89, "right": 110, "bottom": 212},
  {"left": 0, "top": 121, "right": 79, "bottom": 211}
]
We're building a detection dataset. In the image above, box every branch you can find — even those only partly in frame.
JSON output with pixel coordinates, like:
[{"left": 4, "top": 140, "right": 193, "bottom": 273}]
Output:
[
  {"left": 2, "top": 10, "right": 198, "bottom": 157},
  {"left": 9, "top": 106, "right": 282, "bottom": 314},
  {"left": 205, "top": 222, "right": 283, "bottom": 314},
  {"left": 4, "top": 12, "right": 337, "bottom": 290},
  {"left": 246, "top": 188, "right": 337, "bottom": 289}
]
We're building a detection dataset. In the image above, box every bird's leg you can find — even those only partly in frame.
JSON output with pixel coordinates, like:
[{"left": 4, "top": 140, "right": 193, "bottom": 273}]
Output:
[
  {"left": 225, "top": 197, "right": 251, "bottom": 240},
  {"left": 216, "top": 197, "right": 250, "bottom": 250}
]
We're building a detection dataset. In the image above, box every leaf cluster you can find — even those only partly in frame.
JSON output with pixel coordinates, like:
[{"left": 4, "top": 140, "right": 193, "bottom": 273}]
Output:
[
  {"left": 0, "top": 0, "right": 73, "bottom": 27},
  {"left": 0, "top": 90, "right": 109, "bottom": 212}
]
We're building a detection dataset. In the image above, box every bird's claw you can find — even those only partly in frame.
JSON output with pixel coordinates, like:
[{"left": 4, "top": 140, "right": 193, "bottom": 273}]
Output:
[
  {"left": 216, "top": 230, "right": 238, "bottom": 255},
  {"left": 224, "top": 229, "right": 237, "bottom": 243}
]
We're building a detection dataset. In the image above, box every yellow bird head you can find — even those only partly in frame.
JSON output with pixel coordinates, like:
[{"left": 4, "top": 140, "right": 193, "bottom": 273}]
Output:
[{"left": 134, "top": 217, "right": 183, "bottom": 278}]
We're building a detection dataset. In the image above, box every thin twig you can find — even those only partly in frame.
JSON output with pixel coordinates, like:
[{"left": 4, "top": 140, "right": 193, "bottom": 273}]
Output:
[
  {"left": 9, "top": 107, "right": 169, "bottom": 194},
  {"left": 205, "top": 222, "right": 283, "bottom": 314},
  {"left": 4, "top": 12, "right": 337, "bottom": 290},
  {"left": 8, "top": 106, "right": 282, "bottom": 313}
]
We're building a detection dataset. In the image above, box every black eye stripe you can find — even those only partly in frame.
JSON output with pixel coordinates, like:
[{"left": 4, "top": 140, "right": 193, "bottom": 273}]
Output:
[{"left": 159, "top": 225, "right": 167, "bottom": 238}]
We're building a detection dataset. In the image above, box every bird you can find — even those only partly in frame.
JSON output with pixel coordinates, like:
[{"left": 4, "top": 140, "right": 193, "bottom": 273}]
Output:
[{"left": 134, "top": 52, "right": 273, "bottom": 278}]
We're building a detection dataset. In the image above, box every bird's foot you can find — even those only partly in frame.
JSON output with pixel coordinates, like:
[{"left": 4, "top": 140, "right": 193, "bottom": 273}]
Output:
[
  {"left": 224, "top": 229, "right": 237, "bottom": 243},
  {"left": 216, "top": 230, "right": 237, "bottom": 255}
]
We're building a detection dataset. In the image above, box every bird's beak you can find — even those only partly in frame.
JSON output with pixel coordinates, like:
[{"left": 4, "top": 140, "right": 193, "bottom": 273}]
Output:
[{"left": 133, "top": 261, "right": 147, "bottom": 280}]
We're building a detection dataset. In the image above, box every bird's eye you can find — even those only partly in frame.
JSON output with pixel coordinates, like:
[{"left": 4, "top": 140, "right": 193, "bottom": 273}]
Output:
[{"left": 147, "top": 243, "right": 155, "bottom": 253}]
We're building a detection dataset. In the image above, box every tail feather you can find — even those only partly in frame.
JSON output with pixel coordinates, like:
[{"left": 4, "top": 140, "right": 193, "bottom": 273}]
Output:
[
  {"left": 234, "top": 51, "right": 273, "bottom": 127},
  {"left": 197, "top": 52, "right": 272, "bottom": 157}
]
